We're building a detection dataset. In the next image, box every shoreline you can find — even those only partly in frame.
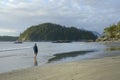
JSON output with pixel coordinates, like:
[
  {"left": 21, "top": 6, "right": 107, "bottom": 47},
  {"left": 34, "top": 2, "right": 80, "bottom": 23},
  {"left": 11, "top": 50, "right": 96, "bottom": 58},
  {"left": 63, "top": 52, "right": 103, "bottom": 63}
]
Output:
[{"left": 0, "top": 56, "right": 120, "bottom": 80}]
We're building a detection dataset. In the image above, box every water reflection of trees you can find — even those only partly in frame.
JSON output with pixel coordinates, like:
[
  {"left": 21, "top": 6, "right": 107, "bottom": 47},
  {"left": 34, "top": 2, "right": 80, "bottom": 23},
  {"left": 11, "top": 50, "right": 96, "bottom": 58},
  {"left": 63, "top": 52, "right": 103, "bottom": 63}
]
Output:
[
  {"left": 103, "top": 42, "right": 120, "bottom": 51},
  {"left": 106, "top": 47, "right": 120, "bottom": 51}
]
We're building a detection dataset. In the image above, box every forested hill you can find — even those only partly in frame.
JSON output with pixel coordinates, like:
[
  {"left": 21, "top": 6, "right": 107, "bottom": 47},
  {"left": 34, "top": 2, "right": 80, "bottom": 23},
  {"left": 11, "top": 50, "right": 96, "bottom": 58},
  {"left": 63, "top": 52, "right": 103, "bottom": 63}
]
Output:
[
  {"left": 19, "top": 23, "right": 97, "bottom": 41},
  {"left": 96, "top": 21, "right": 120, "bottom": 41}
]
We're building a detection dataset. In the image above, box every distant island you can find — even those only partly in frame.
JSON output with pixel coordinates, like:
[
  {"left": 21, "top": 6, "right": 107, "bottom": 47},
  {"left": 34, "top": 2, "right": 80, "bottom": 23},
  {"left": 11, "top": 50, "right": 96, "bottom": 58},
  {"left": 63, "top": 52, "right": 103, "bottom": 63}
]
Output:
[
  {"left": 96, "top": 21, "right": 120, "bottom": 42},
  {"left": 18, "top": 23, "right": 97, "bottom": 41},
  {"left": 0, "top": 36, "right": 18, "bottom": 41}
]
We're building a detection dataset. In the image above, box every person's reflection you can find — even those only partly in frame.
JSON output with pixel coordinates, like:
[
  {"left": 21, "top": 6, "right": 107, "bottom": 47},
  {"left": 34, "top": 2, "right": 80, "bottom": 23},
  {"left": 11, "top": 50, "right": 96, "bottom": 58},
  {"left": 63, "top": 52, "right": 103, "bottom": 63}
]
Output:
[{"left": 34, "top": 56, "right": 38, "bottom": 66}]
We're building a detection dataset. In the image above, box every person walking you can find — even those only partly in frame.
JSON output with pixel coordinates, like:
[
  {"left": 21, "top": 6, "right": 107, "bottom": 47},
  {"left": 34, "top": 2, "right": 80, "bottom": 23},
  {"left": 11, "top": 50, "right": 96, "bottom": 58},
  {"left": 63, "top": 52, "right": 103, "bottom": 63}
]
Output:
[
  {"left": 33, "top": 43, "right": 38, "bottom": 66},
  {"left": 33, "top": 43, "right": 38, "bottom": 57}
]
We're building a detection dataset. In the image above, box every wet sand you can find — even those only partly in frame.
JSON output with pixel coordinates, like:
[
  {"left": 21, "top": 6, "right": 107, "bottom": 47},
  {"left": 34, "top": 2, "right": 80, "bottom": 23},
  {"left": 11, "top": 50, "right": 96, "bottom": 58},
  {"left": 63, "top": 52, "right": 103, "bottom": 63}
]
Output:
[{"left": 0, "top": 56, "right": 120, "bottom": 80}]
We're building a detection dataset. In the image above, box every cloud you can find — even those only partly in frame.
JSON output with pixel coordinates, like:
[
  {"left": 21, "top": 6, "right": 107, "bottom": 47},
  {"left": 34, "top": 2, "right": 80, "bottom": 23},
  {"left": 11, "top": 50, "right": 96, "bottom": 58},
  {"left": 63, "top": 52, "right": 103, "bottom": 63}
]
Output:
[
  {"left": 0, "top": 28, "right": 16, "bottom": 32},
  {"left": 0, "top": 0, "right": 120, "bottom": 36},
  {"left": 0, "top": 28, "right": 17, "bottom": 36}
]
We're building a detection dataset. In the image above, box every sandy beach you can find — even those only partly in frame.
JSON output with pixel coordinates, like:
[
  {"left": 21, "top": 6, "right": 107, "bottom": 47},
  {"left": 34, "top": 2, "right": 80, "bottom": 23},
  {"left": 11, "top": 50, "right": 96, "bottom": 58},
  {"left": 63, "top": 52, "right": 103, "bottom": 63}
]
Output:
[{"left": 0, "top": 56, "right": 120, "bottom": 80}]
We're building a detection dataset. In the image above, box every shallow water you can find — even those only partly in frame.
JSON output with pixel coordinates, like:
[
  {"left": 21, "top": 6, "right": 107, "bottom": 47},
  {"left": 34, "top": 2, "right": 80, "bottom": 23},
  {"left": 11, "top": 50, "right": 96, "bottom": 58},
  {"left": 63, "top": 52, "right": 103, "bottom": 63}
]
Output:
[{"left": 0, "top": 42, "right": 120, "bottom": 73}]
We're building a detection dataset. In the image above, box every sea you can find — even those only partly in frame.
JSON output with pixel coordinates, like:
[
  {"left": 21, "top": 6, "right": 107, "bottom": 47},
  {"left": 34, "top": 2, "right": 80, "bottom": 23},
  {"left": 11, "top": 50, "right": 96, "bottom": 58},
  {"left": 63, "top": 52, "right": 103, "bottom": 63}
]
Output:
[{"left": 0, "top": 41, "right": 120, "bottom": 73}]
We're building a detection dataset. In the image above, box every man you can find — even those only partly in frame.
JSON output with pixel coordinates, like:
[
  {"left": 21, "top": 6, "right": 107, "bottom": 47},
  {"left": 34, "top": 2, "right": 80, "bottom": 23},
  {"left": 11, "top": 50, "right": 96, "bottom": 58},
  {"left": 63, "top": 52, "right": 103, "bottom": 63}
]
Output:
[{"left": 33, "top": 43, "right": 38, "bottom": 57}]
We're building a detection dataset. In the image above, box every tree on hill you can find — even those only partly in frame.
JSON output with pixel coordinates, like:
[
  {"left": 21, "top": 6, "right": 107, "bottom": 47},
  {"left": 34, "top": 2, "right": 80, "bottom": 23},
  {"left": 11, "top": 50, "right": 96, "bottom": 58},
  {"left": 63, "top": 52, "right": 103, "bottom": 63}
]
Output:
[
  {"left": 19, "top": 23, "right": 97, "bottom": 41},
  {"left": 104, "top": 24, "right": 117, "bottom": 39},
  {"left": 97, "top": 21, "right": 120, "bottom": 41}
]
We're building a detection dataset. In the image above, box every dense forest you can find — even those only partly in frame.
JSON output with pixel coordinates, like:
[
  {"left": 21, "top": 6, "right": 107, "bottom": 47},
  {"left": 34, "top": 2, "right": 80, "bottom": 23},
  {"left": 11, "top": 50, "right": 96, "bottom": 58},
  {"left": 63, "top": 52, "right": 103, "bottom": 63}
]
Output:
[
  {"left": 97, "top": 21, "right": 120, "bottom": 41},
  {"left": 19, "top": 23, "right": 97, "bottom": 41},
  {"left": 0, "top": 36, "right": 18, "bottom": 41}
]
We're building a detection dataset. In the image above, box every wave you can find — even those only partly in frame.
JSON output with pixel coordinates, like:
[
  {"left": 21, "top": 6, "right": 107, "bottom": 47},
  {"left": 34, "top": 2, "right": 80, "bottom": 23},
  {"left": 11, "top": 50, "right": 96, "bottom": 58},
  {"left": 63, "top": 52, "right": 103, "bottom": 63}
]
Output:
[{"left": 0, "top": 46, "right": 32, "bottom": 52}]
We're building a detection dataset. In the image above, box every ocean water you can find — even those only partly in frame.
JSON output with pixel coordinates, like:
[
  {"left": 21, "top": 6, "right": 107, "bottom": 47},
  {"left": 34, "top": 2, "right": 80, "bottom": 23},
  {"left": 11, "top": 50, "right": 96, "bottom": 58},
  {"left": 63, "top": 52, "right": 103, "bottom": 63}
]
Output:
[{"left": 0, "top": 42, "right": 120, "bottom": 73}]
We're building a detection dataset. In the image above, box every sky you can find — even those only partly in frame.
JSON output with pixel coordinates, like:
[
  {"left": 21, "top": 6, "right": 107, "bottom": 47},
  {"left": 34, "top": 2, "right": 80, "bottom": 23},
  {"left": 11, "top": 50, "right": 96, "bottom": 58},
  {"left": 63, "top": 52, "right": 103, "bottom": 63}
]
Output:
[{"left": 0, "top": 0, "right": 120, "bottom": 36}]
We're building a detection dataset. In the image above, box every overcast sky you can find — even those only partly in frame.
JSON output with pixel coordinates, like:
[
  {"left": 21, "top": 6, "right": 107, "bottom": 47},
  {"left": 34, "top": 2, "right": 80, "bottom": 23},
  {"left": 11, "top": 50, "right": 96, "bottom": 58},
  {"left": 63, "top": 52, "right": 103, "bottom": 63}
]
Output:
[{"left": 0, "top": 0, "right": 120, "bottom": 36}]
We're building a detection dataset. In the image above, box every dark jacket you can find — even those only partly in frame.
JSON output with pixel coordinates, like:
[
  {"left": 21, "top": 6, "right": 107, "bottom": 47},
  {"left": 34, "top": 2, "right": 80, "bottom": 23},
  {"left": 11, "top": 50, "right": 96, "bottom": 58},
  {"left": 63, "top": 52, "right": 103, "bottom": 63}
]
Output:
[{"left": 33, "top": 44, "right": 38, "bottom": 54}]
